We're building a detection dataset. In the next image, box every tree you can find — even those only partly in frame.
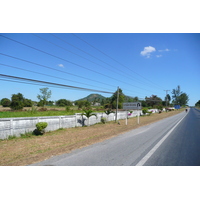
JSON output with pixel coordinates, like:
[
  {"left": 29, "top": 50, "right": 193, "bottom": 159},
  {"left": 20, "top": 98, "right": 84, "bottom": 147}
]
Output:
[
  {"left": 10, "top": 93, "right": 24, "bottom": 110},
  {"left": 81, "top": 109, "right": 97, "bottom": 126},
  {"left": 110, "top": 88, "right": 124, "bottom": 109},
  {"left": 24, "top": 98, "right": 33, "bottom": 107},
  {"left": 171, "top": 85, "right": 182, "bottom": 105},
  {"left": 124, "top": 96, "right": 139, "bottom": 102},
  {"left": 165, "top": 94, "right": 171, "bottom": 106},
  {"left": 171, "top": 85, "right": 189, "bottom": 106},
  {"left": 47, "top": 101, "right": 54, "bottom": 106},
  {"left": 104, "top": 109, "right": 115, "bottom": 120},
  {"left": 75, "top": 100, "right": 91, "bottom": 109},
  {"left": 145, "top": 95, "right": 162, "bottom": 108},
  {"left": 179, "top": 93, "right": 189, "bottom": 106},
  {"left": 1, "top": 98, "right": 11, "bottom": 107},
  {"left": 56, "top": 99, "right": 72, "bottom": 107},
  {"left": 37, "top": 87, "right": 52, "bottom": 107},
  {"left": 195, "top": 100, "right": 200, "bottom": 107}
]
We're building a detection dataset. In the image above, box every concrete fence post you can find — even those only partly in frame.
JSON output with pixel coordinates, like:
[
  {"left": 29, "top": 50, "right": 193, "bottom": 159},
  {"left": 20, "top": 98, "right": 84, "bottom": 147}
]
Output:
[
  {"left": 75, "top": 114, "right": 77, "bottom": 127},
  {"left": 59, "top": 116, "right": 61, "bottom": 128},
  {"left": 10, "top": 119, "right": 13, "bottom": 136}
]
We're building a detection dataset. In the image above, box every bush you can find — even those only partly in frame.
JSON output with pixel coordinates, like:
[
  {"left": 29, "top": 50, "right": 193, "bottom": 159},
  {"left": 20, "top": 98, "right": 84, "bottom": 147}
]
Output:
[
  {"left": 56, "top": 99, "right": 72, "bottom": 107},
  {"left": 24, "top": 98, "right": 33, "bottom": 107},
  {"left": 10, "top": 93, "right": 24, "bottom": 110},
  {"left": 1, "top": 98, "right": 11, "bottom": 107},
  {"left": 35, "top": 122, "right": 48, "bottom": 135},
  {"left": 142, "top": 108, "right": 148, "bottom": 115},
  {"left": 147, "top": 111, "right": 153, "bottom": 116},
  {"left": 10, "top": 101, "right": 24, "bottom": 110},
  {"left": 65, "top": 106, "right": 70, "bottom": 112},
  {"left": 101, "top": 117, "right": 106, "bottom": 124}
]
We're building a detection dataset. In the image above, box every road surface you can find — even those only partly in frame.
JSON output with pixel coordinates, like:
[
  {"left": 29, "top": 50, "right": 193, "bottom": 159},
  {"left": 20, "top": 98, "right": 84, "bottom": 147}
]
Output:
[{"left": 31, "top": 108, "right": 200, "bottom": 166}]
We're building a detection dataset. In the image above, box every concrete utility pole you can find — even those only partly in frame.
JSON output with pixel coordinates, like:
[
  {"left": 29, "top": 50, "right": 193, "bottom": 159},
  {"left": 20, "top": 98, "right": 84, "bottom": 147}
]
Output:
[
  {"left": 115, "top": 86, "right": 119, "bottom": 122},
  {"left": 164, "top": 90, "right": 170, "bottom": 107}
]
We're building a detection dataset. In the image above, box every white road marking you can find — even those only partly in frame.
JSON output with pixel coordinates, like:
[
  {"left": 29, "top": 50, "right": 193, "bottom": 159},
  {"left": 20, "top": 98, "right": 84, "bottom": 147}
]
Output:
[{"left": 136, "top": 110, "right": 189, "bottom": 166}]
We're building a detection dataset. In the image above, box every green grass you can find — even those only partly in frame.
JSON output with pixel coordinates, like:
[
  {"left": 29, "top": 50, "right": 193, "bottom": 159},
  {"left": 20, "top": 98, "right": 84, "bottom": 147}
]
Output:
[
  {"left": 0, "top": 105, "right": 105, "bottom": 118},
  {"left": 0, "top": 110, "right": 79, "bottom": 118}
]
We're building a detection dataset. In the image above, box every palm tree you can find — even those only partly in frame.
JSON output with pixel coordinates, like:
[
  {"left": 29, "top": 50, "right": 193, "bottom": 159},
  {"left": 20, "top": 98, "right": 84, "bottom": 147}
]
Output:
[
  {"left": 81, "top": 109, "right": 97, "bottom": 126},
  {"left": 104, "top": 109, "right": 115, "bottom": 121}
]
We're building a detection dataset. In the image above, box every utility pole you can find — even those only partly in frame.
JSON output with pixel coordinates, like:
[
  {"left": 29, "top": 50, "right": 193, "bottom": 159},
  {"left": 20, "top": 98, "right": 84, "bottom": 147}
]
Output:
[
  {"left": 164, "top": 90, "right": 170, "bottom": 107},
  {"left": 115, "top": 86, "right": 119, "bottom": 122}
]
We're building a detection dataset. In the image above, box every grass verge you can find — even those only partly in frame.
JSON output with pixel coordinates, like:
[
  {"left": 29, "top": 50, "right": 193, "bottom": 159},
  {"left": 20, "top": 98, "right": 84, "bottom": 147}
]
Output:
[{"left": 0, "top": 109, "right": 184, "bottom": 166}]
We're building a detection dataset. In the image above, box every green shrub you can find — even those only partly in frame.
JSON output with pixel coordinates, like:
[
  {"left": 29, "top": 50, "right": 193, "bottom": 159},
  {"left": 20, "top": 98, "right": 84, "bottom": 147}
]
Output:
[
  {"left": 1, "top": 98, "right": 11, "bottom": 107},
  {"left": 147, "top": 111, "right": 153, "bottom": 116},
  {"left": 10, "top": 101, "right": 24, "bottom": 110},
  {"left": 10, "top": 93, "right": 24, "bottom": 110},
  {"left": 101, "top": 117, "right": 106, "bottom": 124},
  {"left": 8, "top": 135, "right": 17, "bottom": 140},
  {"left": 35, "top": 122, "right": 48, "bottom": 135},
  {"left": 142, "top": 108, "right": 148, "bottom": 115},
  {"left": 65, "top": 106, "right": 70, "bottom": 112},
  {"left": 28, "top": 106, "right": 38, "bottom": 114}
]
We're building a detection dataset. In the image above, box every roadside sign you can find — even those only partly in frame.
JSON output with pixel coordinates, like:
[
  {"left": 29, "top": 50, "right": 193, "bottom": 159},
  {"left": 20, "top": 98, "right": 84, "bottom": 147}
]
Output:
[
  {"left": 123, "top": 102, "right": 142, "bottom": 110},
  {"left": 174, "top": 105, "right": 180, "bottom": 109}
]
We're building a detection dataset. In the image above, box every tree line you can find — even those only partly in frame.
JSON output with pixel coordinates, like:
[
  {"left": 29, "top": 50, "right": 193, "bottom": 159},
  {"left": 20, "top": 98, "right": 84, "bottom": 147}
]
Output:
[{"left": 0, "top": 85, "right": 190, "bottom": 110}]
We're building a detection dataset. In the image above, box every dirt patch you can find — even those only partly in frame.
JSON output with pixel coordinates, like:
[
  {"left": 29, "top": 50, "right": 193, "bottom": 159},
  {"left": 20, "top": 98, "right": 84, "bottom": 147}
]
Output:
[{"left": 0, "top": 109, "right": 184, "bottom": 166}]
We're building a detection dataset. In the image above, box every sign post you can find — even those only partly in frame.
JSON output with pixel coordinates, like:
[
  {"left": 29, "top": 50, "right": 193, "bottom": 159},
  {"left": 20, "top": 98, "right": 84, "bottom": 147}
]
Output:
[
  {"left": 137, "top": 110, "right": 140, "bottom": 124},
  {"left": 123, "top": 102, "right": 142, "bottom": 125},
  {"left": 126, "top": 110, "right": 128, "bottom": 125}
]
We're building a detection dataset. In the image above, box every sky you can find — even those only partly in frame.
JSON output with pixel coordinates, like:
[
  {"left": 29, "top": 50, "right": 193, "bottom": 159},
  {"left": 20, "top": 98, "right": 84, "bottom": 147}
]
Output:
[{"left": 0, "top": 33, "right": 199, "bottom": 105}]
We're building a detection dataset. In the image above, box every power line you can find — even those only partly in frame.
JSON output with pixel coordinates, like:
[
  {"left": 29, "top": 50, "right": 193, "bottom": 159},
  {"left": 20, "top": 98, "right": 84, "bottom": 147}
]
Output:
[
  {"left": 0, "top": 34, "right": 129, "bottom": 86},
  {"left": 72, "top": 33, "right": 164, "bottom": 90},
  {"left": 0, "top": 52, "right": 116, "bottom": 90},
  {"left": 0, "top": 53, "right": 153, "bottom": 97},
  {"left": 0, "top": 34, "right": 165, "bottom": 96},
  {"left": 0, "top": 40, "right": 161, "bottom": 95},
  {"left": 50, "top": 33, "right": 159, "bottom": 89},
  {"left": 0, "top": 74, "right": 114, "bottom": 94},
  {"left": 0, "top": 62, "right": 114, "bottom": 92}
]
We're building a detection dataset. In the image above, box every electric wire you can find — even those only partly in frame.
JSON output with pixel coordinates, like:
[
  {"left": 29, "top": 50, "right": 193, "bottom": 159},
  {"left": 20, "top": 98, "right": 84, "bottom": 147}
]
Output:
[
  {"left": 0, "top": 74, "right": 114, "bottom": 94},
  {"left": 50, "top": 33, "right": 158, "bottom": 89},
  {"left": 72, "top": 33, "right": 165, "bottom": 90},
  {"left": 0, "top": 53, "right": 116, "bottom": 90},
  {"left": 0, "top": 62, "right": 114, "bottom": 93},
  {"left": 0, "top": 34, "right": 131, "bottom": 86},
  {"left": 0, "top": 53, "right": 148, "bottom": 96},
  {"left": 0, "top": 35, "right": 162, "bottom": 95}
]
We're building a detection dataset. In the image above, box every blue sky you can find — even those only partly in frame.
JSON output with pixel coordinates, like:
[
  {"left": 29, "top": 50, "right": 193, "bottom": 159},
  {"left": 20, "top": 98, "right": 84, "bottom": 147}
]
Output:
[{"left": 0, "top": 33, "right": 199, "bottom": 105}]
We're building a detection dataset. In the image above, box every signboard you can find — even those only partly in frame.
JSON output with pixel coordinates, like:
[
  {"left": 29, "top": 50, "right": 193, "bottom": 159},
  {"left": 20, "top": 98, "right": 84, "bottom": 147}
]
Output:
[
  {"left": 174, "top": 105, "right": 180, "bottom": 109},
  {"left": 123, "top": 102, "right": 142, "bottom": 110}
]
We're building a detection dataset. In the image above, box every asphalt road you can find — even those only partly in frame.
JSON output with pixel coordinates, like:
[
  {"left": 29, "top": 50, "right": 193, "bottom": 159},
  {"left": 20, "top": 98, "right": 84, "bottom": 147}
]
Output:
[
  {"left": 144, "top": 108, "right": 200, "bottom": 166},
  {"left": 31, "top": 108, "right": 200, "bottom": 166}
]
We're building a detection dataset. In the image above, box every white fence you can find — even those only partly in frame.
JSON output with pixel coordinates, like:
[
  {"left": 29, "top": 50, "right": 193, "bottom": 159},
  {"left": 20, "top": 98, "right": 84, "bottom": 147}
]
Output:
[{"left": 0, "top": 111, "right": 142, "bottom": 140}]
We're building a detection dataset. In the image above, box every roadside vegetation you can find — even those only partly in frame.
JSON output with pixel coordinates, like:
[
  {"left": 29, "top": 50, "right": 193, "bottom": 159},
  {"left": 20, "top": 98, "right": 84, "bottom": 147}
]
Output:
[
  {"left": 0, "top": 108, "right": 185, "bottom": 166},
  {"left": 0, "top": 85, "right": 190, "bottom": 118}
]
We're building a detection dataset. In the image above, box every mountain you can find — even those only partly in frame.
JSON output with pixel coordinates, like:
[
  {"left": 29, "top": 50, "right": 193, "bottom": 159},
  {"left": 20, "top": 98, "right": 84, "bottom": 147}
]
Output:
[{"left": 76, "top": 94, "right": 107, "bottom": 102}]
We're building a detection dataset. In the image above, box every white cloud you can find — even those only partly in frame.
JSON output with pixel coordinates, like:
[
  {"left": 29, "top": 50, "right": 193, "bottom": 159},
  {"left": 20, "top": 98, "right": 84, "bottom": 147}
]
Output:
[
  {"left": 58, "top": 64, "right": 64, "bottom": 68},
  {"left": 140, "top": 46, "right": 156, "bottom": 58},
  {"left": 158, "top": 48, "right": 170, "bottom": 52},
  {"left": 156, "top": 55, "right": 162, "bottom": 58}
]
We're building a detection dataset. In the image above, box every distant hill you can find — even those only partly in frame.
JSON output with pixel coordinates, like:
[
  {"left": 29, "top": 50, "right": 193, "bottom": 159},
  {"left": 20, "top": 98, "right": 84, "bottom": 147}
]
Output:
[{"left": 76, "top": 94, "right": 107, "bottom": 102}]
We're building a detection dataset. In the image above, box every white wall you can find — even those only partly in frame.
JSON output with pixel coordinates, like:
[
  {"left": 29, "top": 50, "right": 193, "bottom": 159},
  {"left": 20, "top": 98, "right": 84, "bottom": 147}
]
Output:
[{"left": 0, "top": 111, "right": 142, "bottom": 140}]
